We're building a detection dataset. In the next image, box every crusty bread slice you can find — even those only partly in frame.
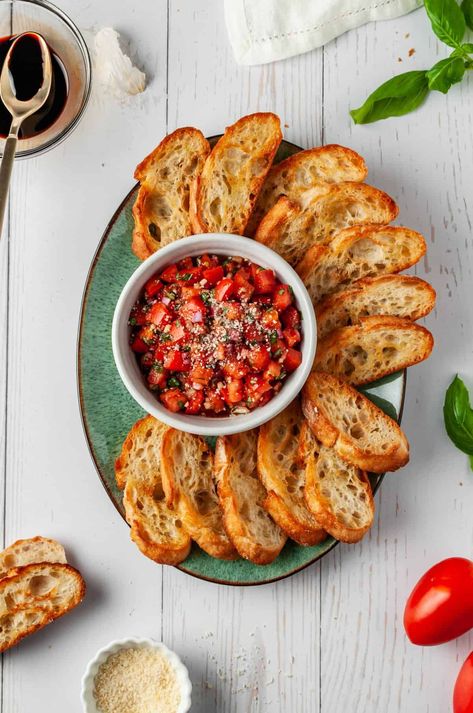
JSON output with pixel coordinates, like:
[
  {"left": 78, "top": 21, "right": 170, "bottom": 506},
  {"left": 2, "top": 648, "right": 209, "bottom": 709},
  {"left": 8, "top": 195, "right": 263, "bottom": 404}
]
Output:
[
  {"left": 117, "top": 417, "right": 192, "bottom": 566},
  {"left": 246, "top": 145, "right": 367, "bottom": 235},
  {"left": 314, "top": 315, "right": 434, "bottom": 385},
  {"left": 0, "top": 562, "right": 85, "bottom": 652},
  {"left": 255, "top": 182, "right": 398, "bottom": 265},
  {"left": 257, "top": 400, "right": 326, "bottom": 546},
  {"left": 160, "top": 429, "right": 237, "bottom": 560},
  {"left": 132, "top": 128, "right": 210, "bottom": 259},
  {"left": 214, "top": 430, "right": 287, "bottom": 564},
  {"left": 190, "top": 112, "right": 282, "bottom": 235},
  {"left": 302, "top": 372, "right": 409, "bottom": 473},
  {"left": 316, "top": 275, "right": 436, "bottom": 337},
  {"left": 0, "top": 537, "right": 67, "bottom": 581},
  {"left": 304, "top": 446, "right": 374, "bottom": 543},
  {"left": 296, "top": 224, "right": 426, "bottom": 304}
]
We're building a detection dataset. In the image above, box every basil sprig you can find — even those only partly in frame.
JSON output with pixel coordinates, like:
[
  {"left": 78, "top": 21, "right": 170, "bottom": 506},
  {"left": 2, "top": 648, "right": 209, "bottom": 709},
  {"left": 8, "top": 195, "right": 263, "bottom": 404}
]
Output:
[
  {"left": 443, "top": 375, "right": 473, "bottom": 470},
  {"left": 351, "top": 0, "right": 473, "bottom": 124}
]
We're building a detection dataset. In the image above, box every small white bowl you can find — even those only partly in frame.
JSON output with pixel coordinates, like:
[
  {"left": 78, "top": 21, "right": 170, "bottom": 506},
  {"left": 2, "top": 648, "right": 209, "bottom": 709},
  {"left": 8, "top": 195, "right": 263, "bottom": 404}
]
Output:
[
  {"left": 81, "top": 637, "right": 192, "bottom": 713},
  {"left": 112, "top": 233, "right": 317, "bottom": 436}
]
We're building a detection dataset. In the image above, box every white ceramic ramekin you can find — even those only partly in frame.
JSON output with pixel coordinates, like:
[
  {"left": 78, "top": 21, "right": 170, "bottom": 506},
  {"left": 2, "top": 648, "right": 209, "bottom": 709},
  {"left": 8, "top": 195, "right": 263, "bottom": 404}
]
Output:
[
  {"left": 81, "top": 637, "right": 192, "bottom": 713},
  {"left": 112, "top": 233, "right": 317, "bottom": 436}
]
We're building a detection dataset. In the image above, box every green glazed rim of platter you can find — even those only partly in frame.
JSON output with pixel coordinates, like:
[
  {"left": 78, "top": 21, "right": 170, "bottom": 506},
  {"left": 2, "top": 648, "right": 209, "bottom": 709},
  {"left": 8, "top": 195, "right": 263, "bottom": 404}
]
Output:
[{"left": 77, "top": 137, "right": 407, "bottom": 586}]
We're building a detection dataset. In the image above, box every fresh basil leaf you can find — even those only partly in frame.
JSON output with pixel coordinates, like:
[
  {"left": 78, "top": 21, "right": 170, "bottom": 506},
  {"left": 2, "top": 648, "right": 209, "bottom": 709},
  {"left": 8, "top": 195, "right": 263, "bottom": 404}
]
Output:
[
  {"left": 427, "top": 55, "right": 466, "bottom": 92},
  {"left": 350, "top": 71, "right": 429, "bottom": 124},
  {"left": 425, "top": 0, "right": 466, "bottom": 47},
  {"left": 443, "top": 375, "right": 473, "bottom": 456},
  {"left": 360, "top": 391, "right": 398, "bottom": 421},
  {"left": 461, "top": 0, "right": 473, "bottom": 30},
  {"left": 461, "top": 42, "right": 473, "bottom": 51}
]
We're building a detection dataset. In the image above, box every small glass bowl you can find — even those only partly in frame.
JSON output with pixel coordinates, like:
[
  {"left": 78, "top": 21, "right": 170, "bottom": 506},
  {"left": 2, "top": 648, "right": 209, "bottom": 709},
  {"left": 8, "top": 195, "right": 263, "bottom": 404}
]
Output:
[{"left": 0, "top": 0, "right": 91, "bottom": 158}]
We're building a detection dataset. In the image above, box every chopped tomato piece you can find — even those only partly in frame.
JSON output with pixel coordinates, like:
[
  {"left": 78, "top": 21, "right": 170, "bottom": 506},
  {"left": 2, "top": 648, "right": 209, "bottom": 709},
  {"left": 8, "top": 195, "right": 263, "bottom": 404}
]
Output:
[
  {"left": 198, "top": 253, "right": 219, "bottom": 268},
  {"left": 250, "top": 263, "right": 264, "bottom": 281},
  {"left": 181, "top": 286, "right": 201, "bottom": 300},
  {"left": 204, "top": 390, "right": 226, "bottom": 413},
  {"left": 144, "top": 277, "right": 163, "bottom": 299},
  {"left": 273, "top": 284, "right": 293, "bottom": 311},
  {"left": 283, "top": 328, "right": 301, "bottom": 347},
  {"left": 184, "top": 388, "right": 204, "bottom": 414},
  {"left": 176, "top": 266, "right": 203, "bottom": 283},
  {"left": 226, "top": 378, "right": 244, "bottom": 404},
  {"left": 190, "top": 365, "right": 213, "bottom": 386},
  {"left": 248, "top": 345, "right": 270, "bottom": 371},
  {"left": 254, "top": 269, "right": 276, "bottom": 294},
  {"left": 159, "top": 263, "right": 178, "bottom": 283},
  {"left": 131, "top": 336, "right": 148, "bottom": 353},
  {"left": 220, "top": 301, "right": 242, "bottom": 320},
  {"left": 262, "top": 309, "right": 281, "bottom": 329},
  {"left": 148, "top": 302, "right": 171, "bottom": 328},
  {"left": 147, "top": 366, "right": 168, "bottom": 389},
  {"left": 138, "top": 324, "right": 157, "bottom": 345},
  {"left": 180, "top": 296, "right": 206, "bottom": 323},
  {"left": 141, "top": 351, "right": 155, "bottom": 369},
  {"left": 271, "top": 338, "right": 288, "bottom": 361},
  {"left": 203, "top": 265, "right": 224, "bottom": 285},
  {"left": 244, "top": 322, "right": 264, "bottom": 343},
  {"left": 160, "top": 388, "right": 186, "bottom": 412},
  {"left": 234, "top": 273, "right": 254, "bottom": 300},
  {"left": 215, "top": 277, "right": 235, "bottom": 301},
  {"left": 215, "top": 343, "right": 226, "bottom": 360},
  {"left": 264, "top": 360, "right": 282, "bottom": 380},
  {"left": 284, "top": 348, "right": 302, "bottom": 372},
  {"left": 246, "top": 375, "right": 272, "bottom": 405},
  {"left": 164, "top": 349, "right": 191, "bottom": 372},
  {"left": 129, "top": 306, "right": 148, "bottom": 326},
  {"left": 177, "top": 256, "right": 193, "bottom": 270},
  {"left": 223, "top": 358, "right": 249, "bottom": 379},
  {"left": 154, "top": 344, "right": 169, "bottom": 362},
  {"left": 281, "top": 306, "right": 301, "bottom": 329},
  {"left": 258, "top": 389, "right": 273, "bottom": 408},
  {"left": 169, "top": 320, "right": 187, "bottom": 344}
]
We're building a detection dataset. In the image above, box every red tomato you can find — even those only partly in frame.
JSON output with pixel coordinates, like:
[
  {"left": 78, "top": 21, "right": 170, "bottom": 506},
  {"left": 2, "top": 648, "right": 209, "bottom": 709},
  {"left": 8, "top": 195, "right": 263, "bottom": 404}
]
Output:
[
  {"left": 215, "top": 278, "right": 235, "bottom": 301},
  {"left": 204, "top": 390, "right": 226, "bottom": 413},
  {"left": 147, "top": 366, "right": 167, "bottom": 389},
  {"left": 234, "top": 270, "right": 254, "bottom": 300},
  {"left": 248, "top": 345, "right": 270, "bottom": 371},
  {"left": 283, "top": 327, "right": 301, "bottom": 347},
  {"left": 159, "top": 263, "right": 178, "bottom": 283},
  {"left": 131, "top": 336, "right": 148, "bottom": 353},
  {"left": 264, "top": 360, "right": 282, "bottom": 381},
  {"left": 160, "top": 388, "right": 186, "bottom": 412},
  {"left": 254, "top": 269, "right": 276, "bottom": 294},
  {"left": 138, "top": 325, "right": 157, "bottom": 345},
  {"left": 220, "top": 301, "right": 242, "bottom": 320},
  {"left": 181, "top": 286, "right": 201, "bottom": 299},
  {"left": 177, "top": 256, "right": 193, "bottom": 270},
  {"left": 148, "top": 302, "right": 171, "bottom": 328},
  {"left": 168, "top": 320, "right": 186, "bottom": 344},
  {"left": 284, "top": 348, "right": 302, "bottom": 372},
  {"left": 223, "top": 358, "right": 248, "bottom": 379},
  {"left": 198, "top": 253, "right": 219, "bottom": 268},
  {"left": 203, "top": 265, "right": 224, "bottom": 285},
  {"left": 190, "top": 365, "right": 212, "bottom": 386},
  {"left": 144, "top": 277, "right": 163, "bottom": 299},
  {"left": 226, "top": 379, "right": 244, "bottom": 404},
  {"left": 164, "top": 350, "right": 191, "bottom": 372},
  {"left": 281, "top": 305, "right": 300, "bottom": 329},
  {"left": 184, "top": 388, "right": 204, "bottom": 415},
  {"left": 273, "top": 284, "right": 293, "bottom": 311},
  {"left": 261, "top": 309, "right": 280, "bottom": 329},
  {"left": 404, "top": 558, "right": 473, "bottom": 646},
  {"left": 454, "top": 651, "right": 473, "bottom": 713},
  {"left": 180, "top": 296, "right": 206, "bottom": 323},
  {"left": 176, "top": 266, "right": 202, "bottom": 283}
]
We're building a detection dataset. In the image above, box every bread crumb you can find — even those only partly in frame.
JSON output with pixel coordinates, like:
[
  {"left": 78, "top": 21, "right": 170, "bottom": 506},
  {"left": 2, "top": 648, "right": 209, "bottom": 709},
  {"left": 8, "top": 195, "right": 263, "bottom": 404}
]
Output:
[
  {"left": 93, "top": 647, "right": 181, "bottom": 713},
  {"left": 405, "top": 32, "right": 410, "bottom": 38},
  {"left": 408, "top": 48, "right": 415, "bottom": 57},
  {"left": 398, "top": 57, "right": 403, "bottom": 62}
]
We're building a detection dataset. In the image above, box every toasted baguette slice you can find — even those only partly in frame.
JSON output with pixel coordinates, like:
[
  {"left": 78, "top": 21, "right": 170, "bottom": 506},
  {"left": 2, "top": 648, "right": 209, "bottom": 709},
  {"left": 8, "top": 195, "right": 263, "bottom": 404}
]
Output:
[
  {"left": 304, "top": 446, "right": 374, "bottom": 543},
  {"left": 190, "top": 113, "right": 282, "bottom": 235},
  {"left": 302, "top": 372, "right": 409, "bottom": 472},
  {"left": 257, "top": 400, "right": 326, "bottom": 546},
  {"left": 132, "top": 128, "right": 210, "bottom": 259},
  {"left": 160, "top": 429, "right": 237, "bottom": 560},
  {"left": 314, "top": 315, "right": 434, "bottom": 385},
  {"left": 247, "top": 145, "right": 367, "bottom": 235},
  {"left": 316, "top": 275, "right": 436, "bottom": 337},
  {"left": 255, "top": 182, "right": 398, "bottom": 265},
  {"left": 117, "top": 417, "right": 191, "bottom": 566},
  {"left": 215, "top": 430, "right": 287, "bottom": 564},
  {"left": 296, "top": 224, "right": 426, "bottom": 304},
  {"left": 0, "top": 562, "right": 85, "bottom": 652},
  {"left": 0, "top": 537, "right": 66, "bottom": 581}
]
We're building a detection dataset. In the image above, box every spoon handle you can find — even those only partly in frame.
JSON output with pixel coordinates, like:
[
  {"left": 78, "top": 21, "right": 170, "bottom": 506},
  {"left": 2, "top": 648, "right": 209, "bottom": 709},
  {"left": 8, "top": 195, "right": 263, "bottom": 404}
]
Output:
[{"left": 0, "top": 125, "right": 19, "bottom": 239}]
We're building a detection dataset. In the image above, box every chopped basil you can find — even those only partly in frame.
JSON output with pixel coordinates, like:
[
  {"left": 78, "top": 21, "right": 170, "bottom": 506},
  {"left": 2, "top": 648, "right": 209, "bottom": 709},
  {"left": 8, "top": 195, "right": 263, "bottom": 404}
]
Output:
[
  {"left": 177, "top": 272, "right": 192, "bottom": 281},
  {"left": 178, "top": 400, "right": 186, "bottom": 410},
  {"left": 182, "top": 345, "right": 191, "bottom": 352},
  {"left": 277, "top": 370, "right": 287, "bottom": 381},
  {"left": 201, "top": 290, "right": 212, "bottom": 304},
  {"left": 167, "top": 377, "right": 181, "bottom": 388},
  {"left": 160, "top": 333, "right": 171, "bottom": 342},
  {"left": 270, "top": 331, "right": 278, "bottom": 343},
  {"left": 164, "top": 290, "right": 177, "bottom": 300},
  {"left": 273, "top": 349, "right": 282, "bottom": 358},
  {"left": 128, "top": 317, "right": 137, "bottom": 326},
  {"left": 152, "top": 363, "right": 163, "bottom": 372}
]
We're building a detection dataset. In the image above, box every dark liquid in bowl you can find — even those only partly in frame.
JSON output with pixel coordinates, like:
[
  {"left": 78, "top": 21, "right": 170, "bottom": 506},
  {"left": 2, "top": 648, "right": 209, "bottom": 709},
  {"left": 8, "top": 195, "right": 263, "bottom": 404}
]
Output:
[{"left": 0, "top": 33, "right": 68, "bottom": 139}]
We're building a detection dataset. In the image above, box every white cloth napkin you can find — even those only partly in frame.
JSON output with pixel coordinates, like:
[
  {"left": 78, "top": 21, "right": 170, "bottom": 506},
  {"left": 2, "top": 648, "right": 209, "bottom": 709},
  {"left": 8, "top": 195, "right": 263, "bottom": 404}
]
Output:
[{"left": 224, "top": 0, "right": 422, "bottom": 65}]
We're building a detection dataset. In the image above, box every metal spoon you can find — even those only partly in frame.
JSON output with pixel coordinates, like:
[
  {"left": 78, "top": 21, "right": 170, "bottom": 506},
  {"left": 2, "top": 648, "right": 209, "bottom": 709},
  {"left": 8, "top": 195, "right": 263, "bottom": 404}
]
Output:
[{"left": 0, "top": 32, "right": 52, "bottom": 238}]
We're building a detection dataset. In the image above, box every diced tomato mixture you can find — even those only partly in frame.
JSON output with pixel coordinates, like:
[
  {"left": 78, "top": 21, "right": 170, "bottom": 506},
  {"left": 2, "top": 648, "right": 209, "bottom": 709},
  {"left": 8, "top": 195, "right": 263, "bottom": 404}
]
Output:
[{"left": 129, "top": 254, "right": 303, "bottom": 416}]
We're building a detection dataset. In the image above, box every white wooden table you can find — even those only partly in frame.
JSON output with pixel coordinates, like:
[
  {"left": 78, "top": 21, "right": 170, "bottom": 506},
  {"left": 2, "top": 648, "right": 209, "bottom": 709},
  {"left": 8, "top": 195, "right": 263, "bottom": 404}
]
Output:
[{"left": 1, "top": 1, "right": 473, "bottom": 711}]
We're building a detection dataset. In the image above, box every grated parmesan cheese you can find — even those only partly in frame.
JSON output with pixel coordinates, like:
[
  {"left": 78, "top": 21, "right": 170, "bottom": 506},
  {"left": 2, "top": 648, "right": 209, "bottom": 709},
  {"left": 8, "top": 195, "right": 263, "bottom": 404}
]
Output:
[{"left": 93, "top": 646, "right": 181, "bottom": 713}]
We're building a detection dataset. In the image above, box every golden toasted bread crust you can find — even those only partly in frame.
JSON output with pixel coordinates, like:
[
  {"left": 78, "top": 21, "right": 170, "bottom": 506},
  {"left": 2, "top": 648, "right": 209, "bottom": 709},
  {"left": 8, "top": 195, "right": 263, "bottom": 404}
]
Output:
[
  {"left": 247, "top": 144, "right": 368, "bottom": 235},
  {"left": 160, "top": 429, "right": 237, "bottom": 560},
  {"left": 191, "top": 112, "right": 282, "bottom": 235},
  {"left": 0, "top": 563, "right": 86, "bottom": 653},
  {"left": 314, "top": 315, "right": 434, "bottom": 385},
  {"left": 302, "top": 372, "right": 409, "bottom": 473},
  {"left": 132, "top": 127, "right": 210, "bottom": 259}
]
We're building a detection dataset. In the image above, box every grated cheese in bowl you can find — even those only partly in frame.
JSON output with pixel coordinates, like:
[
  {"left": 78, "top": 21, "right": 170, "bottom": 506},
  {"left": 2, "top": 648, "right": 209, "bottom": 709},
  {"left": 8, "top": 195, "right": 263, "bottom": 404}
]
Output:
[{"left": 82, "top": 638, "right": 191, "bottom": 713}]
